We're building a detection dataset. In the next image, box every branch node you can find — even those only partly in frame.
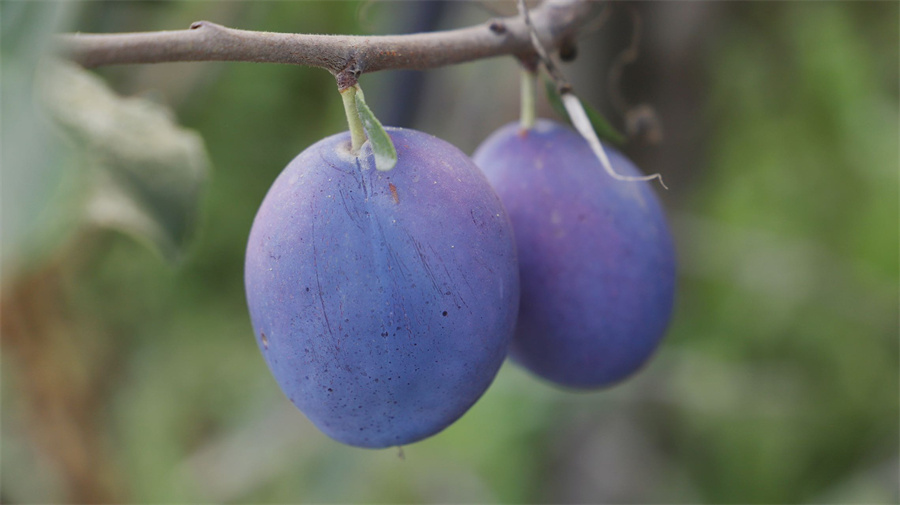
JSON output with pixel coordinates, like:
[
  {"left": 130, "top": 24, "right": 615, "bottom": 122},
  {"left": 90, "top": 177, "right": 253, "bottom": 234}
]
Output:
[
  {"left": 190, "top": 21, "right": 226, "bottom": 33},
  {"left": 337, "top": 60, "right": 362, "bottom": 91},
  {"left": 559, "top": 36, "right": 577, "bottom": 62},
  {"left": 518, "top": 54, "right": 540, "bottom": 73},
  {"left": 489, "top": 20, "right": 507, "bottom": 35}
]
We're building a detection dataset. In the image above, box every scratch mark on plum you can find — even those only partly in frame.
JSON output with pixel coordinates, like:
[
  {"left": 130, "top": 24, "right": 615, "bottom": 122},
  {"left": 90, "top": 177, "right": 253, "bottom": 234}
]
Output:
[
  {"left": 321, "top": 152, "right": 355, "bottom": 177},
  {"left": 339, "top": 188, "right": 364, "bottom": 231},
  {"left": 431, "top": 242, "right": 471, "bottom": 310},
  {"left": 409, "top": 235, "right": 442, "bottom": 296},
  {"left": 310, "top": 207, "right": 337, "bottom": 344}
]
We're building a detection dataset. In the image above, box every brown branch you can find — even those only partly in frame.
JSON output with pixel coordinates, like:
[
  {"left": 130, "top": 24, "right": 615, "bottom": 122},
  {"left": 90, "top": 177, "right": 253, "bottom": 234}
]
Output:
[{"left": 56, "top": 0, "right": 591, "bottom": 87}]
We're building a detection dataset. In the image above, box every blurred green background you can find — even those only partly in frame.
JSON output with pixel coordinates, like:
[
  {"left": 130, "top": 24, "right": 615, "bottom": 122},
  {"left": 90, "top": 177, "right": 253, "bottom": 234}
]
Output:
[{"left": 1, "top": 1, "right": 898, "bottom": 503}]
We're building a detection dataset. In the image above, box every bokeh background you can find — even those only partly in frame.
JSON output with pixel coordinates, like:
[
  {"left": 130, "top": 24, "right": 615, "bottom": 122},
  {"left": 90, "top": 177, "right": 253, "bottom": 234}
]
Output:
[{"left": 2, "top": 1, "right": 898, "bottom": 503}]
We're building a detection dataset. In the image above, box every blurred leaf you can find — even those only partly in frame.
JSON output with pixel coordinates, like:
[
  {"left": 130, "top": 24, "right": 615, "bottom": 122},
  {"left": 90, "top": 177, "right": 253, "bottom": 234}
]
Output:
[
  {"left": 0, "top": 2, "right": 81, "bottom": 283},
  {"left": 354, "top": 85, "right": 397, "bottom": 171},
  {"left": 38, "top": 59, "right": 210, "bottom": 262},
  {"left": 544, "top": 77, "right": 626, "bottom": 146}
]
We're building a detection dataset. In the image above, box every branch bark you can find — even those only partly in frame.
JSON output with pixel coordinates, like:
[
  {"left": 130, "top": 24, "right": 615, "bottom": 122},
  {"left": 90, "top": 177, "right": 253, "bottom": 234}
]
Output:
[{"left": 56, "top": 0, "right": 591, "bottom": 87}]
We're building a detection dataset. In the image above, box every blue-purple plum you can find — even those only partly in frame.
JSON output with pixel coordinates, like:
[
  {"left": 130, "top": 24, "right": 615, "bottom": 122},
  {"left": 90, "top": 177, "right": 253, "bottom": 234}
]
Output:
[
  {"left": 472, "top": 120, "right": 675, "bottom": 389},
  {"left": 244, "top": 128, "right": 519, "bottom": 448}
]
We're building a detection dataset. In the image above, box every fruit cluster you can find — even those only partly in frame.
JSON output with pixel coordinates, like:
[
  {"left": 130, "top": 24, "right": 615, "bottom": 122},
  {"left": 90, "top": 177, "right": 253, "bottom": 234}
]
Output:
[{"left": 244, "top": 119, "right": 675, "bottom": 448}]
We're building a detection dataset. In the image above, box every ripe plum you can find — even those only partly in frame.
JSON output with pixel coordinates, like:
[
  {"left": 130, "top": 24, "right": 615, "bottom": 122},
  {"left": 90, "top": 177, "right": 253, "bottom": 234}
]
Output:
[
  {"left": 473, "top": 120, "right": 675, "bottom": 389},
  {"left": 245, "top": 128, "right": 519, "bottom": 447}
]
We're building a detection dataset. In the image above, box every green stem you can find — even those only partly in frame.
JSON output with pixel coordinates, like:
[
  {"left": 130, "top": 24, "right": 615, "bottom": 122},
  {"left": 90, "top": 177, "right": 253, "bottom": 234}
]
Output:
[
  {"left": 520, "top": 69, "right": 537, "bottom": 130},
  {"left": 340, "top": 86, "right": 366, "bottom": 153}
]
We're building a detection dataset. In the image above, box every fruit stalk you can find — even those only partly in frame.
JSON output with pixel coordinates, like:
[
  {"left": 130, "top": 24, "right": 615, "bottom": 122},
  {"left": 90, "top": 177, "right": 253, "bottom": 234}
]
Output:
[
  {"left": 340, "top": 86, "right": 366, "bottom": 153},
  {"left": 520, "top": 69, "right": 538, "bottom": 130}
]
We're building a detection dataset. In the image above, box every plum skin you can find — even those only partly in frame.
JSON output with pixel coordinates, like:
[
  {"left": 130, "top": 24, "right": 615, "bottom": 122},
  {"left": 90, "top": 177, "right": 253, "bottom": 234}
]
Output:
[
  {"left": 472, "top": 120, "right": 676, "bottom": 389},
  {"left": 244, "top": 128, "right": 519, "bottom": 448}
]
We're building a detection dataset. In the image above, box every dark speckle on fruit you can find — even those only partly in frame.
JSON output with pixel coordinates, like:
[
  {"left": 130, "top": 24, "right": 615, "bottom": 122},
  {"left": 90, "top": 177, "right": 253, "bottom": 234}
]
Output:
[{"left": 389, "top": 182, "right": 399, "bottom": 204}]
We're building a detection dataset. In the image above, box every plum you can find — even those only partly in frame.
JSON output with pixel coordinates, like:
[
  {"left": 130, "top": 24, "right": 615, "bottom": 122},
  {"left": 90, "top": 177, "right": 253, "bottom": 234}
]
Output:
[
  {"left": 472, "top": 119, "right": 675, "bottom": 389},
  {"left": 244, "top": 128, "right": 519, "bottom": 448}
]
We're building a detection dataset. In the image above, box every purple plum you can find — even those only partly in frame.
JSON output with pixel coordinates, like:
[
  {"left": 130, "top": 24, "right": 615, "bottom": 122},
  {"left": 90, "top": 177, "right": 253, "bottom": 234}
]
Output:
[
  {"left": 245, "top": 128, "right": 519, "bottom": 448},
  {"left": 473, "top": 119, "right": 676, "bottom": 389}
]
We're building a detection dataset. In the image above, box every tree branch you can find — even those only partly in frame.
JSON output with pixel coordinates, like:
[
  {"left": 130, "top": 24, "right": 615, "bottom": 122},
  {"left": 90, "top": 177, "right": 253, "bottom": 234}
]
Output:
[{"left": 56, "top": 0, "right": 592, "bottom": 87}]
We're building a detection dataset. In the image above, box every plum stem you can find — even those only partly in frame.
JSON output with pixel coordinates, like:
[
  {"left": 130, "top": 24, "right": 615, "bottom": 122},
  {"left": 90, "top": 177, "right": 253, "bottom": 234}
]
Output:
[
  {"left": 340, "top": 86, "right": 366, "bottom": 153},
  {"left": 520, "top": 69, "right": 538, "bottom": 130}
]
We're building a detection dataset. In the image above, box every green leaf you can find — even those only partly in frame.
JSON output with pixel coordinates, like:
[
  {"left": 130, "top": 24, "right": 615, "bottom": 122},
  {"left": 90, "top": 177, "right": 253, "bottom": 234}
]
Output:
[
  {"left": 353, "top": 86, "right": 397, "bottom": 171},
  {"left": 544, "top": 78, "right": 626, "bottom": 146},
  {"left": 38, "top": 59, "right": 210, "bottom": 263},
  {"left": 1, "top": 2, "right": 83, "bottom": 279}
]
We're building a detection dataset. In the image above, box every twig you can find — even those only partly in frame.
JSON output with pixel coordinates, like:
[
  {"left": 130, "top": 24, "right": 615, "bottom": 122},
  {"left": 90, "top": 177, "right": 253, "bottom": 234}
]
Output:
[
  {"left": 517, "top": 0, "right": 666, "bottom": 188},
  {"left": 608, "top": 3, "right": 641, "bottom": 116},
  {"left": 578, "top": 1, "right": 614, "bottom": 40},
  {"left": 608, "top": 5, "right": 664, "bottom": 144},
  {"left": 56, "top": 0, "right": 591, "bottom": 89},
  {"left": 517, "top": 0, "right": 572, "bottom": 94}
]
